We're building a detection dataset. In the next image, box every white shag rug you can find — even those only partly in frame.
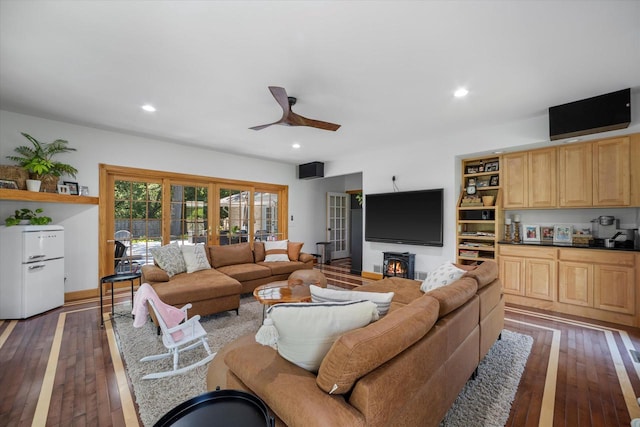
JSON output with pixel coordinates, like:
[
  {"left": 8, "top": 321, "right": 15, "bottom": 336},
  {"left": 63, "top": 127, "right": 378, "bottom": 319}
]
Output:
[{"left": 113, "top": 297, "right": 532, "bottom": 427}]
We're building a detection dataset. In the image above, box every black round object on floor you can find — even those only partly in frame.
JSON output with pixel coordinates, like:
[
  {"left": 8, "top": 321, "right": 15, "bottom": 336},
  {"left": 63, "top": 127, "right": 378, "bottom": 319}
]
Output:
[{"left": 153, "top": 389, "right": 274, "bottom": 427}]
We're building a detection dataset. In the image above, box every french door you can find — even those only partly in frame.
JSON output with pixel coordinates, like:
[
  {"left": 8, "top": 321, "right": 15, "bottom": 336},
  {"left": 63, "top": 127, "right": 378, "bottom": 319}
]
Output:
[{"left": 326, "top": 192, "right": 349, "bottom": 259}]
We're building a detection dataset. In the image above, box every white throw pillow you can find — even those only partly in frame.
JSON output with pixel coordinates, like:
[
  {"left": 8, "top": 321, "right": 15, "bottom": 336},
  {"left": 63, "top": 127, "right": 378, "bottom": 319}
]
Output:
[
  {"left": 266, "top": 300, "right": 379, "bottom": 372},
  {"left": 310, "top": 285, "right": 394, "bottom": 316},
  {"left": 150, "top": 243, "right": 187, "bottom": 277},
  {"left": 181, "top": 244, "right": 211, "bottom": 273},
  {"left": 264, "top": 239, "right": 290, "bottom": 262},
  {"left": 420, "top": 262, "right": 466, "bottom": 292}
]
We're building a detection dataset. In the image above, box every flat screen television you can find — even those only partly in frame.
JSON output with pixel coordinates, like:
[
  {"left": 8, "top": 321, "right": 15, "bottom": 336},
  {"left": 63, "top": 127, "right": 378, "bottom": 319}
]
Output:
[{"left": 365, "top": 189, "right": 443, "bottom": 247}]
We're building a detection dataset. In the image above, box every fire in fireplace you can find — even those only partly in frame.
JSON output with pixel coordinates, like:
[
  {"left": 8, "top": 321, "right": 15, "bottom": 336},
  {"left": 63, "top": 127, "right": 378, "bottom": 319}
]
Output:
[{"left": 382, "top": 252, "right": 415, "bottom": 279}]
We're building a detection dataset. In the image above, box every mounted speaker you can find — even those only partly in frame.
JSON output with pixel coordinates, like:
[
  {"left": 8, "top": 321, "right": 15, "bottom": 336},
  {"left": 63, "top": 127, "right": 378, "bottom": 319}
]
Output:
[
  {"left": 298, "top": 161, "right": 324, "bottom": 179},
  {"left": 549, "top": 88, "right": 631, "bottom": 141}
]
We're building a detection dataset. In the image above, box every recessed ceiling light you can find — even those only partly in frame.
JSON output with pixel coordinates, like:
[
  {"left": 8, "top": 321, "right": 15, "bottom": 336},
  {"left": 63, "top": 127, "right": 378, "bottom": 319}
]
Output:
[
  {"left": 292, "top": 143, "right": 301, "bottom": 149},
  {"left": 141, "top": 104, "right": 156, "bottom": 112},
  {"left": 454, "top": 88, "right": 469, "bottom": 98}
]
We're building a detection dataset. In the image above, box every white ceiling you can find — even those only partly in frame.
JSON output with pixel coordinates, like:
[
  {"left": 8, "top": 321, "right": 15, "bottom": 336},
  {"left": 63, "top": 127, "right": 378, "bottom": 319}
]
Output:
[{"left": 1, "top": 1, "right": 639, "bottom": 165}]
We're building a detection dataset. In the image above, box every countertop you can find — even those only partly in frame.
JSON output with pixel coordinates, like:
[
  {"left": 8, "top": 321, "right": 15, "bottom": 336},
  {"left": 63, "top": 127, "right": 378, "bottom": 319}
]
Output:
[{"left": 498, "top": 239, "right": 640, "bottom": 252}]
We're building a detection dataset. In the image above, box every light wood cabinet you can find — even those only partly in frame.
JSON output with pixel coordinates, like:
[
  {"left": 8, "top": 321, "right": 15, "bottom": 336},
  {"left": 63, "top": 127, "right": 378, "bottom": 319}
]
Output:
[
  {"left": 558, "top": 143, "right": 592, "bottom": 207},
  {"left": 500, "top": 256, "right": 525, "bottom": 295},
  {"left": 499, "top": 245, "right": 555, "bottom": 301},
  {"left": 525, "top": 258, "right": 556, "bottom": 301},
  {"left": 593, "top": 137, "right": 630, "bottom": 206},
  {"left": 558, "top": 261, "right": 593, "bottom": 307},
  {"left": 503, "top": 148, "right": 556, "bottom": 208}
]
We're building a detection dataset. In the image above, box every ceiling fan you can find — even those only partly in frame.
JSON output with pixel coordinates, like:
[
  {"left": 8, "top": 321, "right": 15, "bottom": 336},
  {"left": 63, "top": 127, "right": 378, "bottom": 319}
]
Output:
[{"left": 249, "top": 86, "right": 341, "bottom": 131}]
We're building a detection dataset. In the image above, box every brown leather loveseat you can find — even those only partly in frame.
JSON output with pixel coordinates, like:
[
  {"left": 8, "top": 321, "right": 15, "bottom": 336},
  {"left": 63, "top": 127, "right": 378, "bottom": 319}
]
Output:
[{"left": 206, "top": 261, "right": 504, "bottom": 426}]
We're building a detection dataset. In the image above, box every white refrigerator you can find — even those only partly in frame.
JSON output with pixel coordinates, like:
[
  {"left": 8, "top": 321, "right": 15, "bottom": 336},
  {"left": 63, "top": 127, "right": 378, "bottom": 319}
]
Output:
[{"left": 0, "top": 225, "right": 65, "bottom": 319}]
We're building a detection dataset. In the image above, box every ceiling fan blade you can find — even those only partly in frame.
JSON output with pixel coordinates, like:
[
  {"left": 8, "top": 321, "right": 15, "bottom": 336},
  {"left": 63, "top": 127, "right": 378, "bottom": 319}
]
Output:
[
  {"left": 249, "top": 123, "right": 276, "bottom": 131},
  {"left": 289, "top": 112, "right": 341, "bottom": 131},
  {"left": 268, "top": 86, "right": 291, "bottom": 115}
]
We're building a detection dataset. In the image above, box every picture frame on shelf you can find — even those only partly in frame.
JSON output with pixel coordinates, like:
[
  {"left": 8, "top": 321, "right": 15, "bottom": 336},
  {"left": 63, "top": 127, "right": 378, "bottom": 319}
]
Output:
[
  {"left": 553, "top": 224, "right": 573, "bottom": 244},
  {"left": 465, "top": 165, "right": 478, "bottom": 174},
  {"left": 541, "top": 226, "right": 554, "bottom": 242},
  {"left": 485, "top": 161, "right": 499, "bottom": 172},
  {"left": 57, "top": 184, "right": 70, "bottom": 195},
  {"left": 489, "top": 175, "right": 499, "bottom": 186},
  {"left": 63, "top": 181, "right": 79, "bottom": 195},
  {"left": 476, "top": 177, "right": 490, "bottom": 187},
  {"left": 79, "top": 185, "right": 89, "bottom": 196},
  {"left": 0, "top": 179, "right": 19, "bottom": 189},
  {"left": 523, "top": 225, "right": 541, "bottom": 242}
]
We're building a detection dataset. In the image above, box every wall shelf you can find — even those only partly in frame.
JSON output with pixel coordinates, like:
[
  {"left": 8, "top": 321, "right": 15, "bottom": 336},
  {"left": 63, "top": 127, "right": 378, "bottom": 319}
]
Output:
[{"left": 0, "top": 188, "right": 98, "bottom": 205}]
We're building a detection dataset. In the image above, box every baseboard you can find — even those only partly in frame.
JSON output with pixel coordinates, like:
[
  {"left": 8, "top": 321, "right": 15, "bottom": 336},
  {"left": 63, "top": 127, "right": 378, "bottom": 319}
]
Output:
[{"left": 362, "top": 271, "right": 383, "bottom": 280}]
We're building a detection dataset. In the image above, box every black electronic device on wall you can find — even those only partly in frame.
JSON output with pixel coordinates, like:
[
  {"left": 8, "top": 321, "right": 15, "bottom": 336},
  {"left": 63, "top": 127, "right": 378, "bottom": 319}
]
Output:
[
  {"left": 549, "top": 88, "right": 631, "bottom": 141},
  {"left": 298, "top": 161, "right": 324, "bottom": 179}
]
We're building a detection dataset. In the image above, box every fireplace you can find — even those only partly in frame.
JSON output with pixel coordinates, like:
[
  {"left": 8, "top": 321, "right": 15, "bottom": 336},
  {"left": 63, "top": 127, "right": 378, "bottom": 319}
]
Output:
[{"left": 382, "top": 252, "right": 415, "bottom": 279}]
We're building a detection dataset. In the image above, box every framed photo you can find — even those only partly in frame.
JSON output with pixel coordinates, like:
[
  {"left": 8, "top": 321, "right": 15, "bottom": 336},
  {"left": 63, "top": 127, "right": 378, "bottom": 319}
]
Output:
[
  {"left": 485, "top": 161, "right": 499, "bottom": 172},
  {"left": 0, "top": 179, "right": 19, "bottom": 189},
  {"left": 63, "top": 181, "right": 79, "bottom": 195},
  {"left": 489, "top": 175, "right": 499, "bottom": 187},
  {"left": 79, "top": 185, "right": 89, "bottom": 196},
  {"left": 553, "top": 224, "right": 573, "bottom": 244},
  {"left": 541, "top": 226, "right": 554, "bottom": 241},
  {"left": 465, "top": 165, "right": 478, "bottom": 174},
  {"left": 476, "top": 177, "right": 490, "bottom": 187},
  {"left": 523, "top": 224, "right": 541, "bottom": 242},
  {"left": 57, "top": 184, "right": 70, "bottom": 195}
]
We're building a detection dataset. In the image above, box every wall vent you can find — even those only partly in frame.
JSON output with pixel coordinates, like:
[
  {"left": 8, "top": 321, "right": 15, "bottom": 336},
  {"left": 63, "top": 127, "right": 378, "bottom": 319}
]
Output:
[
  {"left": 414, "top": 271, "right": 428, "bottom": 281},
  {"left": 373, "top": 264, "right": 382, "bottom": 274}
]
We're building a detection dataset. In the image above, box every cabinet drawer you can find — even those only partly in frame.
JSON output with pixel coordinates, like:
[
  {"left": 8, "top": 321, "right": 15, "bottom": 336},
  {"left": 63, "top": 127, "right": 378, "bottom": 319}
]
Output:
[
  {"left": 558, "top": 249, "right": 635, "bottom": 267},
  {"left": 499, "top": 245, "right": 556, "bottom": 259}
]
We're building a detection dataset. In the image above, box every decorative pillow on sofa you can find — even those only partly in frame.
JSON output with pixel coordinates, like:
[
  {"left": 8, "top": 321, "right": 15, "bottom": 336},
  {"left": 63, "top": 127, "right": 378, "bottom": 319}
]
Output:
[
  {"left": 264, "top": 240, "right": 290, "bottom": 262},
  {"left": 310, "top": 285, "right": 394, "bottom": 316},
  {"left": 420, "top": 262, "right": 466, "bottom": 293},
  {"left": 150, "top": 243, "right": 187, "bottom": 277},
  {"left": 181, "top": 244, "right": 211, "bottom": 273},
  {"left": 259, "top": 300, "right": 379, "bottom": 372},
  {"left": 287, "top": 241, "right": 304, "bottom": 261}
]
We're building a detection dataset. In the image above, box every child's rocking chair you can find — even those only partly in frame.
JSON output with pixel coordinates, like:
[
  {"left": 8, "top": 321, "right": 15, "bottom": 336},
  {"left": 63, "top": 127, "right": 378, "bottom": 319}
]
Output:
[{"left": 140, "top": 298, "right": 216, "bottom": 380}]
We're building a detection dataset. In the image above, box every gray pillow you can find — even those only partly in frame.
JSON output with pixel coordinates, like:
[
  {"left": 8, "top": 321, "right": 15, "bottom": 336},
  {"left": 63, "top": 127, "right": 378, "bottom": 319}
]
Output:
[{"left": 150, "top": 243, "right": 187, "bottom": 277}]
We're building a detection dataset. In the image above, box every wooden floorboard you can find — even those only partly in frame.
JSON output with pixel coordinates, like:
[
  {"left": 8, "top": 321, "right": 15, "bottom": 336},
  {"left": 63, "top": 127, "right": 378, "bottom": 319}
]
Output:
[{"left": 1, "top": 258, "right": 640, "bottom": 426}]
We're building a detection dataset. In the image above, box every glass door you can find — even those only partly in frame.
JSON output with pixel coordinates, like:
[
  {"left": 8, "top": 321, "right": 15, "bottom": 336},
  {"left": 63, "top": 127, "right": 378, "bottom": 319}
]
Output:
[
  {"left": 170, "top": 183, "right": 210, "bottom": 245},
  {"left": 218, "top": 187, "right": 251, "bottom": 245},
  {"left": 326, "top": 192, "right": 349, "bottom": 259}
]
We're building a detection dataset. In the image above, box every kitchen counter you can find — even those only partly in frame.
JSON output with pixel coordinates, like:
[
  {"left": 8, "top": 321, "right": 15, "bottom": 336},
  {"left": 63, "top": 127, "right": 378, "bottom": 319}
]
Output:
[{"left": 498, "top": 240, "right": 640, "bottom": 252}]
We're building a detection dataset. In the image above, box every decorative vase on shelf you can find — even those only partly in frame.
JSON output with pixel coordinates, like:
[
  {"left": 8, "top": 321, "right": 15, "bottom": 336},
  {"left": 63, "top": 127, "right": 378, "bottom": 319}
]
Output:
[{"left": 26, "top": 179, "right": 41, "bottom": 192}]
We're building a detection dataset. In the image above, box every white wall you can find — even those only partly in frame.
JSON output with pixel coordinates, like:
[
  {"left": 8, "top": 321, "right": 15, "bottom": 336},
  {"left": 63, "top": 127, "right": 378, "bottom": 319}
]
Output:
[{"left": 0, "top": 110, "right": 330, "bottom": 293}]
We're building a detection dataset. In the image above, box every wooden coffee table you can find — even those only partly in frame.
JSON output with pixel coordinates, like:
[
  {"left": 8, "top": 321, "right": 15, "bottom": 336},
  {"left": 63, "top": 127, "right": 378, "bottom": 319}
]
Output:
[{"left": 253, "top": 280, "right": 312, "bottom": 318}]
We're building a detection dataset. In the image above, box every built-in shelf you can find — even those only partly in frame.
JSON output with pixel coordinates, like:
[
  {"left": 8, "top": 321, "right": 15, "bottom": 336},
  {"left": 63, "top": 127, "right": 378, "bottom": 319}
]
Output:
[{"left": 0, "top": 188, "right": 99, "bottom": 205}]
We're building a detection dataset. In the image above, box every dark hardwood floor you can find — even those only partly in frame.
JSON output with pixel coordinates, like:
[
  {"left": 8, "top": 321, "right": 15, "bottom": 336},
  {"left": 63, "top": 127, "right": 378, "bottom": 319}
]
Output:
[{"left": 1, "top": 259, "right": 640, "bottom": 426}]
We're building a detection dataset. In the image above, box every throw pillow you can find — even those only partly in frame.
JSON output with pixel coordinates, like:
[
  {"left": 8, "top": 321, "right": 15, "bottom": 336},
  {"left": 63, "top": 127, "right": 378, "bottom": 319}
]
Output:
[
  {"left": 150, "top": 243, "right": 187, "bottom": 277},
  {"left": 287, "top": 241, "right": 304, "bottom": 261},
  {"left": 310, "top": 285, "right": 394, "bottom": 316},
  {"left": 262, "top": 300, "right": 379, "bottom": 372},
  {"left": 264, "top": 240, "right": 289, "bottom": 262},
  {"left": 420, "top": 262, "right": 466, "bottom": 292},
  {"left": 181, "top": 244, "right": 211, "bottom": 273}
]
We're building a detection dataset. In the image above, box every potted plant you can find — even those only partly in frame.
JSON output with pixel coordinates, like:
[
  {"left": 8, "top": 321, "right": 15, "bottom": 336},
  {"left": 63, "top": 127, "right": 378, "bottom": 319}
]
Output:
[
  {"left": 4, "top": 208, "right": 52, "bottom": 226},
  {"left": 6, "top": 132, "right": 78, "bottom": 192}
]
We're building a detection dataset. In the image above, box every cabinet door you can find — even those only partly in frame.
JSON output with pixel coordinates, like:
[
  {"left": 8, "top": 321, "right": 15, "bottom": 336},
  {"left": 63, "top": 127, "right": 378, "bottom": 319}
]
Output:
[
  {"left": 528, "top": 148, "right": 557, "bottom": 208},
  {"left": 500, "top": 256, "right": 525, "bottom": 295},
  {"left": 525, "top": 258, "right": 556, "bottom": 301},
  {"left": 558, "top": 144, "right": 592, "bottom": 207},
  {"left": 593, "top": 137, "right": 630, "bottom": 206},
  {"left": 503, "top": 153, "right": 527, "bottom": 208},
  {"left": 558, "top": 261, "right": 593, "bottom": 307},
  {"left": 594, "top": 265, "right": 634, "bottom": 314}
]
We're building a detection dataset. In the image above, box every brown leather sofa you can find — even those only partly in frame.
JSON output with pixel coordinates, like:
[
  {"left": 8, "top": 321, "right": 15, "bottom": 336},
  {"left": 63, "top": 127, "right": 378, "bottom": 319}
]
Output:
[
  {"left": 206, "top": 261, "right": 503, "bottom": 427},
  {"left": 141, "top": 242, "right": 314, "bottom": 321}
]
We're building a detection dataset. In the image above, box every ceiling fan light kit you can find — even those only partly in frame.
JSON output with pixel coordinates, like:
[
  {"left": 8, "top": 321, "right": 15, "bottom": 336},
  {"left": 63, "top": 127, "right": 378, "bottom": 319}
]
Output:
[{"left": 250, "top": 86, "right": 341, "bottom": 131}]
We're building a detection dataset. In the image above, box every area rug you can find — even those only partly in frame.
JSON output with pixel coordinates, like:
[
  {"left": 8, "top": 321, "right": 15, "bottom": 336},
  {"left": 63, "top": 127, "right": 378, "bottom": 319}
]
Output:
[{"left": 113, "top": 297, "right": 532, "bottom": 426}]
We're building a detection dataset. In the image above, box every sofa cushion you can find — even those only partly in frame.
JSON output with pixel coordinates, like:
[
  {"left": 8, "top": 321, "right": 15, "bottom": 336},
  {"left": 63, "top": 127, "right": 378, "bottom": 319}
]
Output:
[
  {"left": 151, "top": 269, "right": 242, "bottom": 305},
  {"left": 266, "top": 300, "right": 379, "bottom": 372},
  {"left": 216, "top": 263, "right": 271, "bottom": 282},
  {"left": 310, "top": 285, "right": 394, "bottom": 316},
  {"left": 426, "top": 276, "right": 478, "bottom": 317},
  {"left": 141, "top": 265, "right": 170, "bottom": 282},
  {"left": 257, "top": 260, "right": 309, "bottom": 276},
  {"left": 254, "top": 241, "right": 266, "bottom": 262},
  {"left": 317, "top": 294, "right": 439, "bottom": 394},
  {"left": 462, "top": 260, "right": 498, "bottom": 289},
  {"left": 264, "top": 240, "right": 289, "bottom": 262},
  {"left": 209, "top": 243, "right": 254, "bottom": 268},
  {"left": 288, "top": 241, "right": 304, "bottom": 261},
  {"left": 356, "top": 277, "right": 423, "bottom": 305},
  {"left": 420, "top": 262, "right": 466, "bottom": 292},
  {"left": 150, "top": 242, "right": 187, "bottom": 277},
  {"left": 181, "top": 243, "right": 212, "bottom": 273}
]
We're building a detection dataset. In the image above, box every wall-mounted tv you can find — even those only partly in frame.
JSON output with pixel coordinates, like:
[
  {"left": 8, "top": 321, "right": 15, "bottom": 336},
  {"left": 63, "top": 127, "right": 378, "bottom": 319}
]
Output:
[{"left": 365, "top": 189, "right": 443, "bottom": 247}]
